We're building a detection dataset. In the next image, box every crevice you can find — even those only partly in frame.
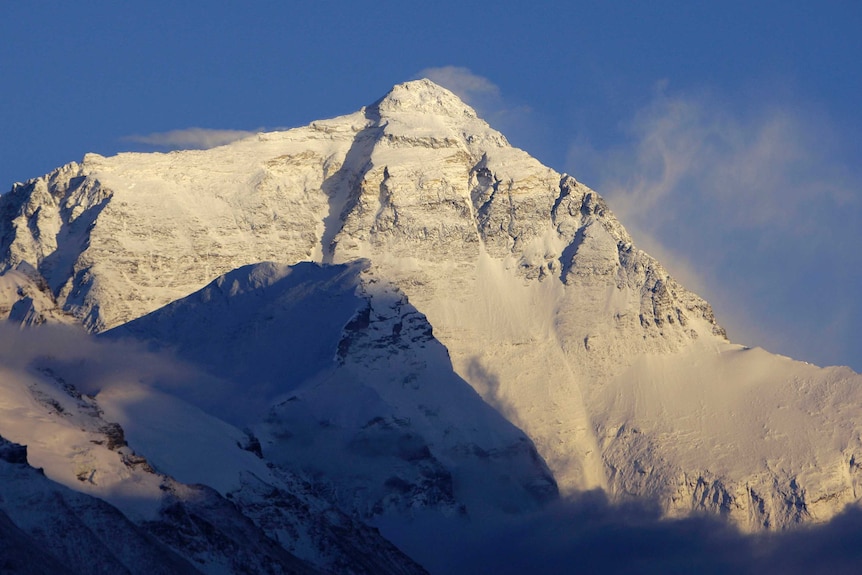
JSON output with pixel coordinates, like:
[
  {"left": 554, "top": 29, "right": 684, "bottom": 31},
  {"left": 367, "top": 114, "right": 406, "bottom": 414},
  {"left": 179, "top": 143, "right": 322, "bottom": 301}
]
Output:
[
  {"left": 551, "top": 174, "right": 577, "bottom": 226},
  {"left": 40, "top": 178, "right": 112, "bottom": 298},
  {"left": 319, "top": 105, "right": 385, "bottom": 264},
  {"left": 505, "top": 181, "right": 519, "bottom": 248},
  {"left": 558, "top": 226, "right": 587, "bottom": 284},
  {"left": 372, "top": 166, "right": 395, "bottom": 230},
  {"left": 468, "top": 154, "right": 501, "bottom": 231}
]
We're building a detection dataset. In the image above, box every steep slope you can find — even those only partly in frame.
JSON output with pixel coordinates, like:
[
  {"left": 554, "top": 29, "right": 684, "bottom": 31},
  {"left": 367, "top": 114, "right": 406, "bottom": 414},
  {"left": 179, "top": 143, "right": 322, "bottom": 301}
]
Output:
[
  {"left": 0, "top": 346, "right": 313, "bottom": 575},
  {"left": 0, "top": 435, "right": 200, "bottom": 575},
  {"left": 0, "top": 325, "right": 427, "bottom": 574},
  {"left": 2, "top": 79, "right": 862, "bottom": 532},
  {"left": 107, "top": 260, "right": 557, "bottom": 522},
  {"left": 596, "top": 345, "right": 862, "bottom": 529},
  {"left": 321, "top": 81, "right": 726, "bottom": 493},
  {"left": 0, "top": 262, "right": 74, "bottom": 326}
]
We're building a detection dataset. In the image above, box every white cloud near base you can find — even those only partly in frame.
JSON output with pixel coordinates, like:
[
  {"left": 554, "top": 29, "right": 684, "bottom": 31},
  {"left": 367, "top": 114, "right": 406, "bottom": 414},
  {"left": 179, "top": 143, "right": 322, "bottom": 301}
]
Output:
[{"left": 123, "top": 128, "right": 257, "bottom": 150}]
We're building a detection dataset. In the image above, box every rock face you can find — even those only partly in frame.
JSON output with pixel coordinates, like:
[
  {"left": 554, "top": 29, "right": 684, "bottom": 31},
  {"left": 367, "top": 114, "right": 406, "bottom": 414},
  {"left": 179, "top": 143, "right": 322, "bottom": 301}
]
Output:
[
  {"left": 0, "top": 262, "right": 74, "bottom": 326},
  {"left": 1, "top": 78, "right": 862, "bottom": 555}
]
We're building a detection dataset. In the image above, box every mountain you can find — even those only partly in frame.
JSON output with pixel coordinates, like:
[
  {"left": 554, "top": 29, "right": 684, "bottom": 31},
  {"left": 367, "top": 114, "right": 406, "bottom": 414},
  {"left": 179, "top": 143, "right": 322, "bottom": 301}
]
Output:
[
  {"left": 0, "top": 323, "right": 427, "bottom": 574},
  {"left": 108, "top": 260, "right": 557, "bottom": 520},
  {"left": 1, "top": 79, "right": 862, "bottom": 571}
]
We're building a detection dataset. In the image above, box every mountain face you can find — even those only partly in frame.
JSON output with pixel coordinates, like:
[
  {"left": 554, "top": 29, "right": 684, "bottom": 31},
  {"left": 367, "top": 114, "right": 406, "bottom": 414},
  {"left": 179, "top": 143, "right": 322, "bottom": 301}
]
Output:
[
  {"left": 105, "top": 259, "right": 557, "bottom": 527},
  {"left": 0, "top": 262, "right": 75, "bottom": 327},
  {"left": 0, "top": 325, "right": 428, "bottom": 574},
  {"left": 1, "top": 79, "right": 862, "bottom": 571}
]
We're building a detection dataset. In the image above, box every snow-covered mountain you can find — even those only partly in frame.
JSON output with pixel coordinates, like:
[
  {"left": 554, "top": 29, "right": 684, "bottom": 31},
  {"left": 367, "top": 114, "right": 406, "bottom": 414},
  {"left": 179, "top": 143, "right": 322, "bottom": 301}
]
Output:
[
  {"left": 0, "top": 323, "right": 427, "bottom": 574},
  {"left": 108, "top": 260, "right": 557, "bottom": 520},
  {"left": 1, "top": 79, "right": 862, "bottom": 571}
]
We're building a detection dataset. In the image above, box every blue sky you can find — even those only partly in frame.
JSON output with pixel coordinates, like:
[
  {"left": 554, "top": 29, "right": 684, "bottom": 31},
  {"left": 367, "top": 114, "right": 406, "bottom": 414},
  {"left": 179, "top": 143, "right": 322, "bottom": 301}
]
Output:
[{"left": 3, "top": 1, "right": 861, "bottom": 370}]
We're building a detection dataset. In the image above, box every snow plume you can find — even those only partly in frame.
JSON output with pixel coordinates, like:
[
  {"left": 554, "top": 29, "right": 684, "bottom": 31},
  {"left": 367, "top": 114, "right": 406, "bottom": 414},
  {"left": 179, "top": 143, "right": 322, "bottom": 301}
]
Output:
[
  {"left": 568, "top": 85, "right": 862, "bottom": 369},
  {"left": 416, "top": 66, "right": 501, "bottom": 106},
  {"left": 570, "top": 86, "right": 854, "bottom": 231},
  {"left": 416, "top": 66, "right": 542, "bottom": 161},
  {"left": 388, "top": 491, "right": 862, "bottom": 575},
  {"left": 123, "top": 127, "right": 257, "bottom": 149}
]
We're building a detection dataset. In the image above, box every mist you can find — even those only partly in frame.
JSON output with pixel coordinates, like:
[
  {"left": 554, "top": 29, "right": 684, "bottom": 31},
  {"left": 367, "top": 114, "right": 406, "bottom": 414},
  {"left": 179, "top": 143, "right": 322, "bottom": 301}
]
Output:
[{"left": 387, "top": 491, "right": 862, "bottom": 575}]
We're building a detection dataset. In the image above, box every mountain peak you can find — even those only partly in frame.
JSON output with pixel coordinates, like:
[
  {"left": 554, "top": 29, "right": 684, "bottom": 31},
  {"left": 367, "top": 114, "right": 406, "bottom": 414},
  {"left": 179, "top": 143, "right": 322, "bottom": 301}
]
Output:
[
  {"left": 4, "top": 79, "right": 862, "bottom": 549},
  {"left": 369, "top": 79, "right": 479, "bottom": 120}
]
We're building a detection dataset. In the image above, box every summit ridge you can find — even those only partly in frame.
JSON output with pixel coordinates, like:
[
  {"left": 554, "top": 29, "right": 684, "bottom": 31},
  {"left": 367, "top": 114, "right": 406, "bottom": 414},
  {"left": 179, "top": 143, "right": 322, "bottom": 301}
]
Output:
[{"left": 371, "top": 79, "right": 481, "bottom": 119}]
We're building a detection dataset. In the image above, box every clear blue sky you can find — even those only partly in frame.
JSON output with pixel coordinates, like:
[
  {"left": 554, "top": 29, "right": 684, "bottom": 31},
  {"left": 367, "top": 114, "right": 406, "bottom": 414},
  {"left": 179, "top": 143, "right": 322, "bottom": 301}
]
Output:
[{"left": 3, "top": 1, "right": 861, "bottom": 370}]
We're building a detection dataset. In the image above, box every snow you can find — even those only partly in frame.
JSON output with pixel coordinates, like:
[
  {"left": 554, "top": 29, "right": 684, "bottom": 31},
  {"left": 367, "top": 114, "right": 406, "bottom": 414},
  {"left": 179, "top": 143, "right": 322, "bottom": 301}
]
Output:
[
  {"left": 108, "top": 259, "right": 557, "bottom": 520},
  {"left": 595, "top": 341, "right": 862, "bottom": 527},
  {"left": 1, "top": 77, "right": 861, "bottom": 538},
  {"left": 96, "top": 381, "right": 275, "bottom": 495},
  {"left": 0, "top": 266, "right": 74, "bottom": 326},
  {"left": 0, "top": 361, "right": 166, "bottom": 520},
  {"left": 0, "top": 447, "right": 200, "bottom": 575}
]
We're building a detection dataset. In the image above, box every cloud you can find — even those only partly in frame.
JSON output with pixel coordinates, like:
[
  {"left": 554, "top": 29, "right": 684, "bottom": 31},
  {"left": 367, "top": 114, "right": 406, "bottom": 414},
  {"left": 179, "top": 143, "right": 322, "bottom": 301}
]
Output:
[
  {"left": 0, "top": 323, "right": 199, "bottom": 395},
  {"left": 416, "top": 66, "right": 501, "bottom": 106},
  {"left": 415, "top": 66, "right": 540, "bottom": 154},
  {"left": 391, "top": 490, "right": 862, "bottom": 575},
  {"left": 572, "top": 86, "right": 854, "bottom": 233},
  {"left": 0, "top": 323, "right": 250, "bottom": 423},
  {"left": 123, "top": 127, "right": 257, "bottom": 150},
  {"left": 566, "top": 85, "right": 862, "bottom": 369},
  {"left": 8, "top": 326, "right": 862, "bottom": 573}
]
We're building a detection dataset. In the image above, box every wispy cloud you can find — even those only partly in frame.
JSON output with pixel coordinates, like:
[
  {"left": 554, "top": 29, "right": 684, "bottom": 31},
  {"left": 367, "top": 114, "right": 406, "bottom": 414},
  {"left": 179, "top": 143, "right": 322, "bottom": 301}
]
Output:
[
  {"left": 416, "top": 66, "right": 501, "bottom": 107},
  {"left": 123, "top": 128, "right": 257, "bottom": 150},
  {"left": 415, "top": 66, "right": 538, "bottom": 152},
  {"left": 568, "top": 85, "right": 862, "bottom": 368},
  {"left": 0, "top": 322, "right": 260, "bottom": 425},
  {"left": 571, "top": 85, "right": 854, "bottom": 229}
]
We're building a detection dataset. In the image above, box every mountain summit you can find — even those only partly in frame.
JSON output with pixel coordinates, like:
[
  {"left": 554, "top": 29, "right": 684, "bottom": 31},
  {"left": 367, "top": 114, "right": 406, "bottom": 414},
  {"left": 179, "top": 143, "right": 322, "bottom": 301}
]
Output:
[
  {"left": 371, "top": 78, "right": 485, "bottom": 119},
  {"left": 1, "top": 80, "right": 862, "bottom": 572}
]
